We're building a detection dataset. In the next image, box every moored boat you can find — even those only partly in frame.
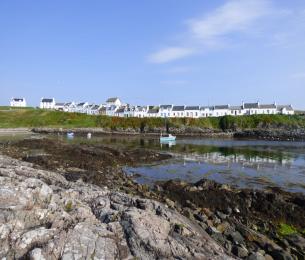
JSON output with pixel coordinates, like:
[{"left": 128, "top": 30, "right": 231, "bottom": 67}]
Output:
[{"left": 160, "top": 134, "right": 176, "bottom": 142}]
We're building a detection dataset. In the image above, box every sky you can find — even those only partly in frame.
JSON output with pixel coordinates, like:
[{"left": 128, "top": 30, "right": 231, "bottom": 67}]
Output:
[{"left": 1, "top": 0, "right": 305, "bottom": 108}]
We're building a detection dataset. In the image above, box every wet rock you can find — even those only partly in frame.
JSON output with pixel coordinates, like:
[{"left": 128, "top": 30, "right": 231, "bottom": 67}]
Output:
[
  {"left": 247, "top": 252, "right": 265, "bottom": 260},
  {"left": 228, "top": 231, "right": 245, "bottom": 245},
  {"left": 216, "top": 210, "right": 227, "bottom": 220},
  {"left": 232, "top": 245, "right": 249, "bottom": 258},
  {"left": 269, "top": 249, "right": 293, "bottom": 260},
  {"left": 206, "top": 226, "right": 220, "bottom": 235},
  {"left": 193, "top": 212, "right": 208, "bottom": 222},
  {"left": 285, "top": 234, "right": 305, "bottom": 252}
]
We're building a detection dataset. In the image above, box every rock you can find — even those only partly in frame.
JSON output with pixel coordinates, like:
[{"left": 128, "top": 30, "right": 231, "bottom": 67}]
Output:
[
  {"left": 269, "top": 249, "right": 293, "bottom": 260},
  {"left": 228, "top": 231, "right": 245, "bottom": 245},
  {"left": 286, "top": 234, "right": 305, "bottom": 251},
  {"left": 193, "top": 212, "right": 208, "bottom": 222},
  {"left": 264, "top": 254, "right": 274, "bottom": 260},
  {"left": 247, "top": 252, "right": 265, "bottom": 260},
  {"left": 165, "top": 198, "right": 175, "bottom": 208},
  {"left": 206, "top": 226, "right": 220, "bottom": 235},
  {"left": 0, "top": 154, "right": 233, "bottom": 259},
  {"left": 232, "top": 245, "right": 249, "bottom": 258},
  {"left": 216, "top": 221, "right": 231, "bottom": 233},
  {"left": 216, "top": 211, "right": 227, "bottom": 220}
]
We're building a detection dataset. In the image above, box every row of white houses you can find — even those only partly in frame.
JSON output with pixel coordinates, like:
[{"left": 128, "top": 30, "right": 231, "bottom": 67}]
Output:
[{"left": 10, "top": 97, "right": 295, "bottom": 117}]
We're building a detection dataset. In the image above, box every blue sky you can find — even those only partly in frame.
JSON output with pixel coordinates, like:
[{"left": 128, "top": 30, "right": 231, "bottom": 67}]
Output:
[{"left": 1, "top": 0, "right": 305, "bottom": 108}]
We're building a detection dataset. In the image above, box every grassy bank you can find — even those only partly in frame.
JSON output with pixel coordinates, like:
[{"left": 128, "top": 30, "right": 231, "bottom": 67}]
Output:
[{"left": 0, "top": 107, "right": 305, "bottom": 131}]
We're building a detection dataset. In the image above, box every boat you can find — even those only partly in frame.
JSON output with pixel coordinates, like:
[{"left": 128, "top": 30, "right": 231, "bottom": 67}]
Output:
[
  {"left": 160, "top": 134, "right": 176, "bottom": 142},
  {"left": 67, "top": 132, "right": 74, "bottom": 138}
]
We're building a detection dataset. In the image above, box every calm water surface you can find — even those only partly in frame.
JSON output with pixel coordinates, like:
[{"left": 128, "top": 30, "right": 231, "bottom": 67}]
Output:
[{"left": 1, "top": 133, "right": 305, "bottom": 193}]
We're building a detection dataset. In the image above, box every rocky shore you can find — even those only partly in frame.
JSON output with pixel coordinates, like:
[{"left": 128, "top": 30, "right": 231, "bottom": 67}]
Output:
[
  {"left": 1, "top": 138, "right": 305, "bottom": 259},
  {"left": 0, "top": 154, "right": 233, "bottom": 259}
]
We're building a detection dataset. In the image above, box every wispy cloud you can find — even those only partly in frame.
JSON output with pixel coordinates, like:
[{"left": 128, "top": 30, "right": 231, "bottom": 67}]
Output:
[
  {"left": 148, "top": 47, "right": 194, "bottom": 63},
  {"left": 148, "top": 0, "right": 271, "bottom": 63},
  {"left": 164, "top": 66, "right": 193, "bottom": 74}
]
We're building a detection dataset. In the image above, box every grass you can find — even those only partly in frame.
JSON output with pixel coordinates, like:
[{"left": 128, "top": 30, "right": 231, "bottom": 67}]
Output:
[
  {"left": 277, "top": 223, "right": 298, "bottom": 236},
  {"left": 0, "top": 107, "right": 305, "bottom": 130}
]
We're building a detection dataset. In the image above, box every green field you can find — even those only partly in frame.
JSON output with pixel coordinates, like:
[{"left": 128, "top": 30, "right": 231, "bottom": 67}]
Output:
[{"left": 0, "top": 107, "right": 304, "bottom": 131}]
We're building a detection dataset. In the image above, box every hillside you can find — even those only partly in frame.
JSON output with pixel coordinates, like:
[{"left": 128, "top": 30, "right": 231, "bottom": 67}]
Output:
[{"left": 1, "top": 107, "right": 305, "bottom": 133}]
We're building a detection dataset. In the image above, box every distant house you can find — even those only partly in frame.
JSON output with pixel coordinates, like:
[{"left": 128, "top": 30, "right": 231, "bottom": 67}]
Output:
[
  {"left": 75, "top": 102, "right": 89, "bottom": 113},
  {"left": 87, "top": 104, "right": 100, "bottom": 115},
  {"left": 10, "top": 98, "right": 26, "bottom": 107},
  {"left": 200, "top": 106, "right": 212, "bottom": 117},
  {"left": 98, "top": 105, "right": 107, "bottom": 115},
  {"left": 185, "top": 106, "right": 200, "bottom": 118},
  {"left": 242, "top": 102, "right": 260, "bottom": 115},
  {"left": 230, "top": 105, "right": 243, "bottom": 116},
  {"left": 171, "top": 106, "right": 185, "bottom": 117},
  {"left": 133, "top": 106, "right": 148, "bottom": 118},
  {"left": 212, "top": 105, "right": 230, "bottom": 117},
  {"left": 147, "top": 106, "right": 159, "bottom": 118},
  {"left": 114, "top": 107, "right": 126, "bottom": 117},
  {"left": 259, "top": 103, "right": 277, "bottom": 115},
  {"left": 63, "top": 102, "right": 76, "bottom": 112},
  {"left": 106, "top": 97, "right": 122, "bottom": 108},
  {"left": 54, "top": 102, "right": 65, "bottom": 111},
  {"left": 40, "top": 98, "right": 55, "bottom": 109},
  {"left": 277, "top": 105, "right": 294, "bottom": 115},
  {"left": 159, "top": 105, "right": 172, "bottom": 118}
]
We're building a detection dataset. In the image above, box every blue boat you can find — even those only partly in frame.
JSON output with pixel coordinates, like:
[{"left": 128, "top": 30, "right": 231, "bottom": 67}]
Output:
[{"left": 160, "top": 134, "right": 176, "bottom": 142}]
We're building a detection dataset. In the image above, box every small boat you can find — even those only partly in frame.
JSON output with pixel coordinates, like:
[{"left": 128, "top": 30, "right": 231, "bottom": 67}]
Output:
[
  {"left": 160, "top": 134, "right": 176, "bottom": 142},
  {"left": 87, "top": 132, "right": 92, "bottom": 139},
  {"left": 67, "top": 132, "right": 74, "bottom": 138}
]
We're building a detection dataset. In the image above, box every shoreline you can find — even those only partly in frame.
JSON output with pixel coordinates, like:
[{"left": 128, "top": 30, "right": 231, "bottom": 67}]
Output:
[{"left": 1, "top": 137, "right": 304, "bottom": 259}]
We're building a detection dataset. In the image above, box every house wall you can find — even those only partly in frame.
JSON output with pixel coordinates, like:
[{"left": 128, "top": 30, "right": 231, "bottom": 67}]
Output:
[{"left": 10, "top": 99, "right": 26, "bottom": 107}]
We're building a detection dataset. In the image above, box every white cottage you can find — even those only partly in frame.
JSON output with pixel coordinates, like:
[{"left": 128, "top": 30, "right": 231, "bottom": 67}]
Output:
[
  {"left": 185, "top": 106, "right": 200, "bottom": 118},
  {"left": 170, "top": 106, "right": 185, "bottom": 118},
  {"left": 212, "top": 105, "right": 230, "bottom": 117},
  {"left": 277, "top": 105, "right": 294, "bottom": 115},
  {"left": 133, "top": 106, "right": 148, "bottom": 118},
  {"left": 40, "top": 98, "right": 55, "bottom": 109},
  {"left": 159, "top": 105, "right": 173, "bottom": 118},
  {"left": 75, "top": 102, "right": 89, "bottom": 113},
  {"left": 106, "top": 97, "right": 122, "bottom": 108},
  {"left": 54, "top": 103, "right": 65, "bottom": 111},
  {"left": 200, "top": 107, "right": 213, "bottom": 117},
  {"left": 10, "top": 98, "right": 27, "bottom": 107},
  {"left": 63, "top": 102, "right": 76, "bottom": 112}
]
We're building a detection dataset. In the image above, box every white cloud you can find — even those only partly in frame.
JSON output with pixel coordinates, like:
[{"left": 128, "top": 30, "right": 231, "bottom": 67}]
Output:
[
  {"left": 188, "top": 0, "right": 270, "bottom": 41},
  {"left": 148, "top": 47, "right": 194, "bottom": 63},
  {"left": 148, "top": 0, "right": 271, "bottom": 63}
]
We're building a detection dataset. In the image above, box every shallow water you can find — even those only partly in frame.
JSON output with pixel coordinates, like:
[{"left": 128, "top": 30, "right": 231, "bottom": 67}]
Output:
[{"left": 1, "top": 133, "right": 305, "bottom": 193}]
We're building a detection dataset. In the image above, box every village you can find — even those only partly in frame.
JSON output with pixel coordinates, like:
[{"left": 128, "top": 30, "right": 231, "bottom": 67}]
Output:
[{"left": 9, "top": 97, "right": 295, "bottom": 118}]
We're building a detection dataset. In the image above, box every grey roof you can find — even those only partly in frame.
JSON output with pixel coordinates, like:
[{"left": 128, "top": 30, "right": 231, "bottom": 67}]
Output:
[
  {"left": 185, "top": 106, "right": 200, "bottom": 110},
  {"left": 148, "top": 108, "right": 159, "bottom": 113},
  {"left": 55, "top": 103, "right": 65, "bottom": 106},
  {"left": 91, "top": 105, "right": 100, "bottom": 110},
  {"left": 277, "top": 105, "right": 293, "bottom": 111},
  {"left": 200, "top": 106, "right": 212, "bottom": 110},
  {"left": 244, "top": 103, "right": 259, "bottom": 109},
  {"left": 64, "top": 102, "right": 72, "bottom": 106},
  {"left": 77, "top": 102, "right": 86, "bottom": 106},
  {"left": 106, "top": 97, "right": 119, "bottom": 102},
  {"left": 160, "top": 105, "right": 172, "bottom": 109},
  {"left": 41, "top": 98, "right": 53, "bottom": 103},
  {"left": 172, "top": 106, "right": 185, "bottom": 111},
  {"left": 116, "top": 108, "right": 125, "bottom": 113},
  {"left": 12, "top": 98, "right": 24, "bottom": 101},
  {"left": 260, "top": 104, "right": 276, "bottom": 109},
  {"left": 214, "top": 105, "right": 229, "bottom": 110},
  {"left": 230, "top": 105, "right": 242, "bottom": 110}
]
